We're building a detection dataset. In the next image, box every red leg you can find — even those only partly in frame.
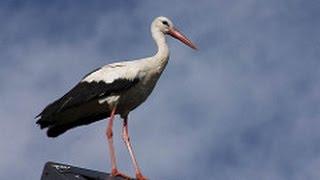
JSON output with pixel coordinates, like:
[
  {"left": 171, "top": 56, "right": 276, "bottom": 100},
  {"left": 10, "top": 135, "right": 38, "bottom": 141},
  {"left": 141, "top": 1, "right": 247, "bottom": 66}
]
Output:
[
  {"left": 122, "top": 116, "right": 148, "bottom": 180},
  {"left": 106, "top": 107, "right": 131, "bottom": 179}
]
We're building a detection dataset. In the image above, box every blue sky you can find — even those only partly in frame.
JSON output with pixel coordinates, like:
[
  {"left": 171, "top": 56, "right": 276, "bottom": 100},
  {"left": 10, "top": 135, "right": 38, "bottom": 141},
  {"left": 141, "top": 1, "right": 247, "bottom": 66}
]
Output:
[{"left": 1, "top": 1, "right": 320, "bottom": 179}]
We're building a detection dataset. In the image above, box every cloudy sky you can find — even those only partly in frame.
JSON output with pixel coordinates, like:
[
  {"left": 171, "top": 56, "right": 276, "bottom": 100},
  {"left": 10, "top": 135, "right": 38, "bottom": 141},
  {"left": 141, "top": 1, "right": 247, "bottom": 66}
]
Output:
[{"left": 1, "top": 0, "right": 320, "bottom": 179}]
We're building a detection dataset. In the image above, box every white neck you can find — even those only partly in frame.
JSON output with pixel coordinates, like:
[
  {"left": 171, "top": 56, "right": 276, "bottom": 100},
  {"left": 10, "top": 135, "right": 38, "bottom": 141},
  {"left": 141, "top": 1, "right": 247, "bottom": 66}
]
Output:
[{"left": 151, "top": 28, "right": 169, "bottom": 64}]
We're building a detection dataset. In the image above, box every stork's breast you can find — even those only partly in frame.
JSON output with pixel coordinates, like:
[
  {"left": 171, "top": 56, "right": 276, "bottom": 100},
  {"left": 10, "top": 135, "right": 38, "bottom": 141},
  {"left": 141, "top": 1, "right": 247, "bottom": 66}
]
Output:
[{"left": 117, "top": 71, "right": 161, "bottom": 113}]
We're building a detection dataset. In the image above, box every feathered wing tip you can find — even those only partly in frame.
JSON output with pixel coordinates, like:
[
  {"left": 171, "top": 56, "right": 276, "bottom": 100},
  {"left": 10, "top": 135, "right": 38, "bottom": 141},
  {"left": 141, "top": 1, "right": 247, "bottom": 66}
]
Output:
[
  {"left": 35, "top": 111, "right": 73, "bottom": 138},
  {"left": 36, "top": 118, "right": 61, "bottom": 137},
  {"left": 35, "top": 97, "right": 68, "bottom": 137},
  {"left": 35, "top": 111, "right": 69, "bottom": 137},
  {"left": 35, "top": 101, "right": 58, "bottom": 130},
  {"left": 35, "top": 100, "right": 74, "bottom": 137},
  {"left": 35, "top": 115, "right": 51, "bottom": 129}
]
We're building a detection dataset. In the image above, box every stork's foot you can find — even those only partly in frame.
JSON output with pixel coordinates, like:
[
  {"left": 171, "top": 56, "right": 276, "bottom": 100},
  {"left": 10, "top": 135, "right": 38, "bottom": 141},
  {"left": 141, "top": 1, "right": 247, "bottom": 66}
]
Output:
[
  {"left": 136, "top": 172, "right": 148, "bottom": 180},
  {"left": 110, "top": 168, "right": 132, "bottom": 179}
]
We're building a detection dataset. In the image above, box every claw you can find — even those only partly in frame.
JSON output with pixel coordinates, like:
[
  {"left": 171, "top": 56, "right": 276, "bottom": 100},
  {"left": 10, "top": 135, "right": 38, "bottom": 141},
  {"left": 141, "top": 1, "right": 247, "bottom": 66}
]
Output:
[
  {"left": 110, "top": 168, "right": 132, "bottom": 180},
  {"left": 136, "top": 172, "right": 148, "bottom": 180}
]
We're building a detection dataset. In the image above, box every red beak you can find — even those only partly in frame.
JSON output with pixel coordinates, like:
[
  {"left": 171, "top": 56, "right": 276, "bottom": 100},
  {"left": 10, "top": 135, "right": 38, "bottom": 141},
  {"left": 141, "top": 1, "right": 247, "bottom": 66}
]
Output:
[{"left": 168, "top": 27, "right": 197, "bottom": 50}]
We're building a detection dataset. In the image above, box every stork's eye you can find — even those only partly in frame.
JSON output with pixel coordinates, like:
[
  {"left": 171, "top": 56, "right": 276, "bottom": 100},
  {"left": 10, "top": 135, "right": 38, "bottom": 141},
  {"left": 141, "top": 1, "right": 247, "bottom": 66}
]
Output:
[{"left": 162, "top": 21, "right": 169, "bottom": 26}]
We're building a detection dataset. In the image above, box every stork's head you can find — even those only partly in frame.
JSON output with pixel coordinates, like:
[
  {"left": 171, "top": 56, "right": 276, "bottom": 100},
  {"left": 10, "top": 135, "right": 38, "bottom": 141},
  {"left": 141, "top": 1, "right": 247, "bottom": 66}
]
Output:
[{"left": 152, "top": 16, "right": 197, "bottom": 50}]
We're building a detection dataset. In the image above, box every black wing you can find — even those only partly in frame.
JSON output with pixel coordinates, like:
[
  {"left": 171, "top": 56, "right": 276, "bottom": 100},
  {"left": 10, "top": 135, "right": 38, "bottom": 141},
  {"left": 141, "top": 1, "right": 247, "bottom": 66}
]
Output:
[{"left": 36, "top": 78, "right": 139, "bottom": 136}]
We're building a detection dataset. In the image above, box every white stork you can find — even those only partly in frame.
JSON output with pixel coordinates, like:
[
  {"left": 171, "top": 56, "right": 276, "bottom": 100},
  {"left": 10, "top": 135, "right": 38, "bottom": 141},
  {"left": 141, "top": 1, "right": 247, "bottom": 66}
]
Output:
[{"left": 36, "top": 16, "right": 196, "bottom": 180}]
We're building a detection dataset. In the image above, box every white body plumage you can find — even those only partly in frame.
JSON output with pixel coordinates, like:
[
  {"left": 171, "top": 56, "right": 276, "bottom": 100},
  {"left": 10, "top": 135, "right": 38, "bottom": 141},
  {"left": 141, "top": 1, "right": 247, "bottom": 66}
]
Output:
[{"left": 83, "top": 54, "right": 169, "bottom": 117}]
